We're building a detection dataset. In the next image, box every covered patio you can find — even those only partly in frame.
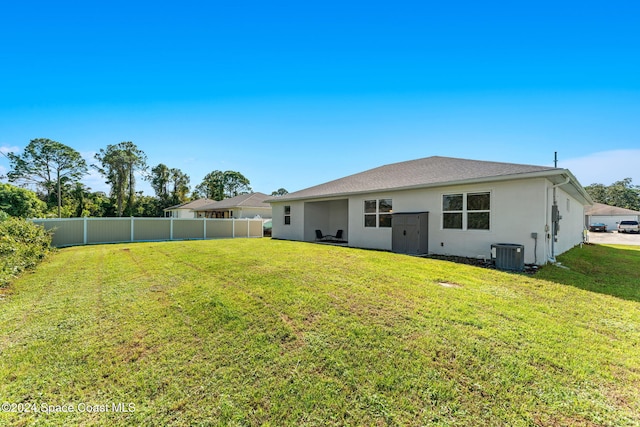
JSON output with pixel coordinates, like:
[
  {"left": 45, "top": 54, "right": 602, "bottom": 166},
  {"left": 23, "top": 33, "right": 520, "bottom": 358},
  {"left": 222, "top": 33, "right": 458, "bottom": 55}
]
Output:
[{"left": 303, "top": 199, "right": 349, "bottom": 244}]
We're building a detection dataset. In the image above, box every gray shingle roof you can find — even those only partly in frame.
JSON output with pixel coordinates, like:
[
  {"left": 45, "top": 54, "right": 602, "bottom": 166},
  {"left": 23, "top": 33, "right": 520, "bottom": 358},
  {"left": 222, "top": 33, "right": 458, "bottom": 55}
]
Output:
[
  {"left": 196, "top": 192, "right": 271, "bottom": 211},
  {"left": 586, "top": 203, "right": 640, "bottom": 216},
  {"left": 269, "top": 156, "right": 559, "bottom": 202},
  {"left": 164, "top": 198, "right": 216, "bottom": 211}
]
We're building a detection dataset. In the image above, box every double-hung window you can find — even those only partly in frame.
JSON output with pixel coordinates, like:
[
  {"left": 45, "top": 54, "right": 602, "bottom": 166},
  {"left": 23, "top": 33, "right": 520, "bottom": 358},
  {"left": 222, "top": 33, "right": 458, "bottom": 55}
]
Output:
[
  {"left": 443, "top": 192, "right": 490, "bottom": 230},
  {"left": 284, "top": 205, "right": 291, "bottom": 225},
  {"left": 364, "top": 199, "right": 392, "bottom": 228}
]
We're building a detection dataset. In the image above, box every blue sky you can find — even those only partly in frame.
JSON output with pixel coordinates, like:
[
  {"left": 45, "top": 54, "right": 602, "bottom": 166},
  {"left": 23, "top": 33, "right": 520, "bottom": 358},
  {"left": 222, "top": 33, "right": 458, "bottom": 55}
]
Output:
[{"left": 1, "top": 0, "right": 639, "bottom": 196}]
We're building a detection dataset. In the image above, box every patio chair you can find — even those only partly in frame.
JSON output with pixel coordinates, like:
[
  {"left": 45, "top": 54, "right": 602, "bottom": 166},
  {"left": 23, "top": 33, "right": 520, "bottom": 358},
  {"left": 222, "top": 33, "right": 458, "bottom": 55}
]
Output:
[{"left": 315, "top": 230, "right": 331, "bottom": 241}]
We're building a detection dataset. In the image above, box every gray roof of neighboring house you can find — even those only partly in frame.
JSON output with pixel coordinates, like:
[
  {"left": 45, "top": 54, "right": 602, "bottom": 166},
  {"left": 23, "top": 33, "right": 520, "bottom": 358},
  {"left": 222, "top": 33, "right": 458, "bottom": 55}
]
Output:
[
  {"left": 586, "top": 202, "right": 640, "bottom": 216},
  {"left": 268, "top": 156, "right": 591, "bottom": 203},
  {"left": 196, "top": 192, "right": 272, "bottom": 211},
  {"left": 164, "top": 198, "right": 217, "bottom": 211}
]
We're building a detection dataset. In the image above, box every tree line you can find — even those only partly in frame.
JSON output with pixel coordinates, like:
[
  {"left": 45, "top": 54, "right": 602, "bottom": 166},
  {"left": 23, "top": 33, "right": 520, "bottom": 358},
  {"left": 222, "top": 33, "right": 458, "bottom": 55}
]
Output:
[
  {"left": 1, "top": 138, "right": 287, "bottom": 218},
  {"left": 4, "top": 138, "right": 639, "bottom": 218},
  {"left": 584, "top": 178, "right": 640, "bottom": 211}
]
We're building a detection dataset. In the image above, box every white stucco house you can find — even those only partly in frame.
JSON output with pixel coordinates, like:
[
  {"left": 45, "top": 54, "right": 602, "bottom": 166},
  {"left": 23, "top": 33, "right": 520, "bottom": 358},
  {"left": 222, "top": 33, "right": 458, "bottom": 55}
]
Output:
[
  {"left": 193, "top": 192, "right": 272, "bottom": 219},
  {"left": 268, "top": 156, "right": 593, "bottom": 265},
  {"left": 163, "top": 198, "right": 217, "bottom": 218},
  {"left": 585, "top": 203, "right": 640, "bottom": 231}
]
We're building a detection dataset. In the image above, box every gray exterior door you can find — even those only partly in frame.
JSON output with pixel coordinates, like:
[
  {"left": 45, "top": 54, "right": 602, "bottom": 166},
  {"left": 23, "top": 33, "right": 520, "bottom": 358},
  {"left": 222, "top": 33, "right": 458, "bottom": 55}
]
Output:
[{"left": 392, "top": 212, "right": 428, "bottom": 255}]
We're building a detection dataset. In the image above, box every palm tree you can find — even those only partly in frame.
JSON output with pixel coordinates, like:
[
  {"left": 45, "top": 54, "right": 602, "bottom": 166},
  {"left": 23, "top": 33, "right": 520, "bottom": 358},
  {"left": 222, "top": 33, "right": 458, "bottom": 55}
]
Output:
[{"left": 94, "top": 142, "right": 147, "bottom": 217}]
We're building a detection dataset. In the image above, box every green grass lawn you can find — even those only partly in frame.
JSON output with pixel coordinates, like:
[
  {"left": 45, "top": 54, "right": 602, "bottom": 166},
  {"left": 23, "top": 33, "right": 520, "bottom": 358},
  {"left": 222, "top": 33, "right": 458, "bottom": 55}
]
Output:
[
  {"left": 1, "top": 239, "right": 639, "bottom": 426},
  {"left": 536, "top": 243, "right": 640, "bottom": 302}
]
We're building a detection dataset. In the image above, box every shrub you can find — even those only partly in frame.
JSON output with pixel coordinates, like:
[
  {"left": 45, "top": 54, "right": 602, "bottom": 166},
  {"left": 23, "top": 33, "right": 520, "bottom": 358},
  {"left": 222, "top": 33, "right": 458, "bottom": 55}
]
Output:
[
  {"left": 0, "top": 216, "right": 52, "bottom": 287},
  {"left": 0, "top": 183, "right": 46, "bottom": 218}
]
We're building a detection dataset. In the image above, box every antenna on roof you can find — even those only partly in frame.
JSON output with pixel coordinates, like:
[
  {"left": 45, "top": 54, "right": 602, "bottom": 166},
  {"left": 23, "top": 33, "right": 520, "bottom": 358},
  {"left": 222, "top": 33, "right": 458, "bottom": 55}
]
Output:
[{"left": 554, "top": 151, "right": 558, "bottom": 168}]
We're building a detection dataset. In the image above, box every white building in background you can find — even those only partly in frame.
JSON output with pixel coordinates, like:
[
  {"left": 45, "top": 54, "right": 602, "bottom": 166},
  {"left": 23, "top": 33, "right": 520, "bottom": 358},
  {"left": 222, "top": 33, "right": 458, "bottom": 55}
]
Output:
[
  {"left": 163, "top": 198, "right": 216, "bottom": 218},
  {"left": 193, "top": 192, "right": 272, "bottom": 219},
  {"left": 585, "top": 203, "right": 640, "bottom": 231}
]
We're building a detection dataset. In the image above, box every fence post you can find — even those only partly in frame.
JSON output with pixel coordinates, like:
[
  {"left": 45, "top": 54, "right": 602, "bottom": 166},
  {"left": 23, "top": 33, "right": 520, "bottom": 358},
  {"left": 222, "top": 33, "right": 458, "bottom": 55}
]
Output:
[
  {"left": 170, "top": 218, "right": 174, "bottom": 240},
  {"left": 130, "top": 217, "right": 135, "bottom": 242},
  {"left": 232, "top": 218, "right": 235, "bottom": 238},
  {"left": 83, "top": 217, "right": 88, "bottom": 245},
  {"left": 247, "top": 218, "right": 250, "bottom": 237},
  {"left": 203, "top": 218, "right": 207, "bottom": 240}
]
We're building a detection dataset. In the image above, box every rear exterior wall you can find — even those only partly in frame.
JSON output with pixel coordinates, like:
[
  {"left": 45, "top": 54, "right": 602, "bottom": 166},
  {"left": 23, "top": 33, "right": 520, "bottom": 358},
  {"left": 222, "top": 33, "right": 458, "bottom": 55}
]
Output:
[
  {"left": 346, "top": 178, "right": 550, "bottom": 264},
  {"left": 271, "top": 177, "right": 587, "bottom": 265}
]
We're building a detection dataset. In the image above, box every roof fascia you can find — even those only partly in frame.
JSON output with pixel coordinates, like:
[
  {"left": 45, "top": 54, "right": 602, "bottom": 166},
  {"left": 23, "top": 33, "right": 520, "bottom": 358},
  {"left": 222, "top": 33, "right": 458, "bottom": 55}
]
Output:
[
  {"left": 268, "top": 169, "right": 589, "bottom": 204},
  {"left": 560, "top": 169, "right": 594, "bottom": 205}
]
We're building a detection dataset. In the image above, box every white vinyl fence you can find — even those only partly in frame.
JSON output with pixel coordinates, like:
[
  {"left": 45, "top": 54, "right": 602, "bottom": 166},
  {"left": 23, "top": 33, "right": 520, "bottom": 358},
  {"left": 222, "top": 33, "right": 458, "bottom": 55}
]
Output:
[{"left": 31, "top": 217, "right": 264, "bottom": 248}]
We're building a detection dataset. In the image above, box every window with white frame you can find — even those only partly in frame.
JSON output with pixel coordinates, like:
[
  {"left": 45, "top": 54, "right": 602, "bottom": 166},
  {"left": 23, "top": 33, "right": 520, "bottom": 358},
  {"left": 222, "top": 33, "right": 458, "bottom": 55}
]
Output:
[
  {"left": 364, "top": 199, "right": 393, "bottom": 228},
  {"left": 443, "top": 192, "right": 490, "bottom": 230},
  {"left": 284, "top": 205, "right": 291, "bottom": 225}
]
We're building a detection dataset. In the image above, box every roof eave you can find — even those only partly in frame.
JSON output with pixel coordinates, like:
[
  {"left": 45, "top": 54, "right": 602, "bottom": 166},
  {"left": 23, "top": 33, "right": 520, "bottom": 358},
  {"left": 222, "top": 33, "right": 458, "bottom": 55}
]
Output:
[
  {"left": 554, "top": 169, "right": 594, "bottom": 206},
  {"left": 164, "top": 204, "right": 188, "bottom": 211},
  {"left": 268, "top": 169, "right": 586, "bottom": 204}
]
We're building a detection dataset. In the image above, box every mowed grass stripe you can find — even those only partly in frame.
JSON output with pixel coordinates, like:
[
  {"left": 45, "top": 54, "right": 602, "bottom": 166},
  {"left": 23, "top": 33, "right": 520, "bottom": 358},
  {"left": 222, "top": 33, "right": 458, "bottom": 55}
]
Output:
[{"left": 0, "top": 239, "right": 638, "bottom": 426}]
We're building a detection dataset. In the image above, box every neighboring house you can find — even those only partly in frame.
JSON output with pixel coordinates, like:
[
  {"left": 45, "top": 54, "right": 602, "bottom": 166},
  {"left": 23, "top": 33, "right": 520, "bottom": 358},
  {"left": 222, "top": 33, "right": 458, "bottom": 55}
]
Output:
[
  {"left": 193, "top": 192, "right": 273, "bottom": 219},
  {"left": 163, "top": 198, "right": 216, "bottom": 218},
  {"left": 585, "top": 203, "right": 640, "bottom": 231},
  {"left": 267, "top": 156, "right": 593, "bottom": 265}
]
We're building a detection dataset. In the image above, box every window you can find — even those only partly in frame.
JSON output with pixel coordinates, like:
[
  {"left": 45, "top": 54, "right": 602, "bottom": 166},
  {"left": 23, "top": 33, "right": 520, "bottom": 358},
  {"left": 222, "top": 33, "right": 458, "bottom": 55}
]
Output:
[
  {"left": 442, "top": 194, "right": 463, "bottom": 229},
  {"left": 364, "top": 199, "right": 393, "bottom": 228},
  {"left": 443, "top": 192, "right": 490, "bottom": 230},
  {"left": 466, "top": 192, "right": 490, "bottom": 230},
  {"left": 284, "top": 205, "right": 291, "bottom": 225},
  {"left": 364, "top": 200, "right": 377, "bottom": 227}
]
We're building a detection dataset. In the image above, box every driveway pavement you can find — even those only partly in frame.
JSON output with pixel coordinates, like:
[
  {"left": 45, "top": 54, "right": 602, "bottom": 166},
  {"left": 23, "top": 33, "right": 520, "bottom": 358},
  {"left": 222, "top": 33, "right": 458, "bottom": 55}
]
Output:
[{"left": 586, "top": 231, "right": 640, "bottom": 246}]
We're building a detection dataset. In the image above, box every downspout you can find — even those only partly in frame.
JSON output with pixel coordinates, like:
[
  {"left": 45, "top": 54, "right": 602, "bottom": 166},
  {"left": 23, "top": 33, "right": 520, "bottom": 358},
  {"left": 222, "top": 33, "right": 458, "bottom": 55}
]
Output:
[{"left": 549, "top": 175, "right": 571, "bottom": 263}]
